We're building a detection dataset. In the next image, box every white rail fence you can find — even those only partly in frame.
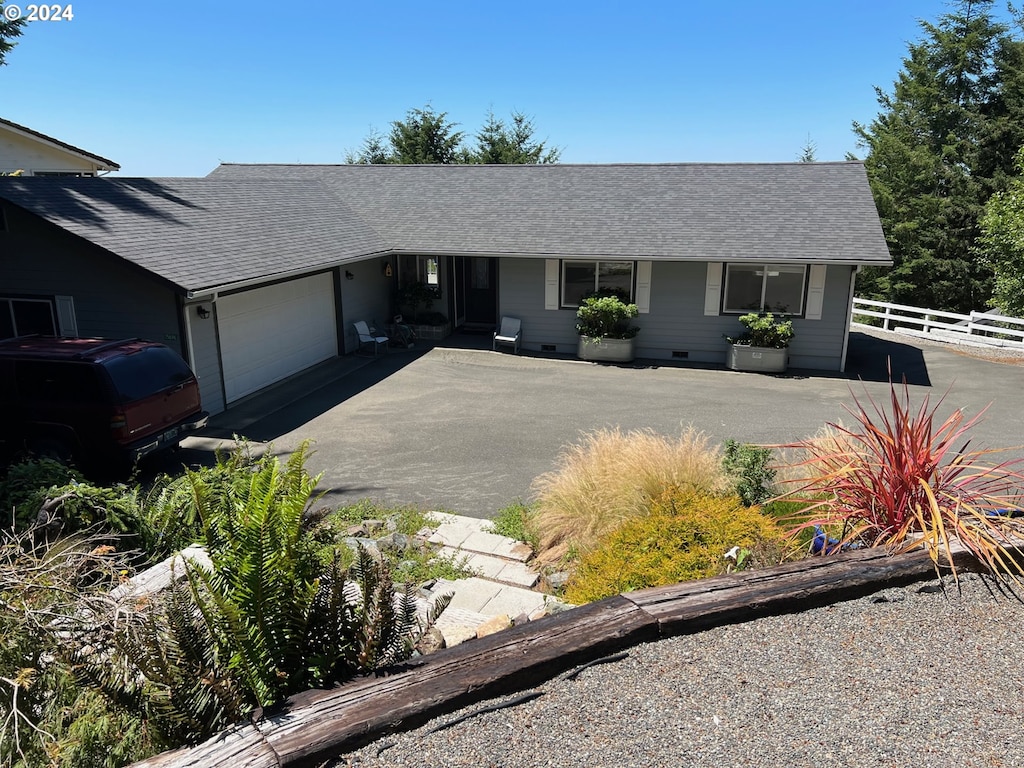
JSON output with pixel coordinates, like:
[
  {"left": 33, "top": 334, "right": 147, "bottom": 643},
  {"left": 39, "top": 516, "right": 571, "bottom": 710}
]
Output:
[{"left": 851, "top": 298, "right": 1024, "bottom": 349}]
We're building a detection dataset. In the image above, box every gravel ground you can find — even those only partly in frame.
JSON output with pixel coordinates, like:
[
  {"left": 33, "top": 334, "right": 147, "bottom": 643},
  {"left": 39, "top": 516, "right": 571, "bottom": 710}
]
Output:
[{"left": 337, "top": 573, "right": 1024, "bottom": 768}]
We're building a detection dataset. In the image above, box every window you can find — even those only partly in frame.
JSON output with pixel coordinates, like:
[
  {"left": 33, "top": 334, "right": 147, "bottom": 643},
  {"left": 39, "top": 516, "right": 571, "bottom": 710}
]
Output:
[
  {"left": 723, "top": 264, "right": 806, "bottom": 315},
  {"left": 1, "top": 297, "right": 57, "bottom": 339},
  {"left": 16, "top": 361, "right": 104, "bottom": 403},
  {"left": 32, "top": 171, "right": 95, "bottom": 177},
  {"left": 104, "top": 347, "right": 194, "bottom": 403},
  {"left": 561, "top": 261, "right": 634, "bottom": 307},
  {"left": 397, "top": 254, "right": 439, "bottom": 286}
]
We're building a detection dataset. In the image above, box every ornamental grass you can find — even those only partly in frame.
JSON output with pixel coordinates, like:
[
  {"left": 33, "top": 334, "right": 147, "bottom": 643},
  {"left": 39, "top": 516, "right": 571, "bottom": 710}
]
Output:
[
  {"left": 779, "top": 378, "right": 1024, "bottom": 581},
  {"left": 530, "top": 426, "right": 730, "bottom": 564}
]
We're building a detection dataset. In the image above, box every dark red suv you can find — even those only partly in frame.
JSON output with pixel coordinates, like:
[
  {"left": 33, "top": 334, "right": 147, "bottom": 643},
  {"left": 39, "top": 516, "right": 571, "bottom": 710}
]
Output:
[{"left": 0, "top": 337, "right": 209, "bottom": 475}]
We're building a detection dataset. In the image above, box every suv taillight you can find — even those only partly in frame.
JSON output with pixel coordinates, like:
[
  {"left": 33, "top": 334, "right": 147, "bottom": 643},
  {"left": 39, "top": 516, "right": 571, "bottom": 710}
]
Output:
[{"left": 109, "top": 411, "right": 128, "bottom": 440}]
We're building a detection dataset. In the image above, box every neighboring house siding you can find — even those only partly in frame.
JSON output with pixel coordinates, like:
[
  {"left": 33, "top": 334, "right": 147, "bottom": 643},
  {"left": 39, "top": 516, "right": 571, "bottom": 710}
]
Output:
[
  {"left": 339, "top": 257, "right": 393, "bottom": 353},
  {"left": 185, "top": 301, "right": 225, "bottom": 416},
  {"left": 497, "top": 257, "right": 855, "bottom": 370},
  {"left": 0, "top": 204, "right": 181, "bottom": 347},
  {"left": 0, "top": 130, "right": 101, "bottom": 175}
]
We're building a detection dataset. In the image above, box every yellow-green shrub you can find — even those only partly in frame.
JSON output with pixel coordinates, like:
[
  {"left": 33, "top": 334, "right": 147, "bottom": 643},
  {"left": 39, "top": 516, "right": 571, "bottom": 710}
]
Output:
[
  {"left": 563, "top": 488, "right": 785, "bottom": 604},
  {"left": 531, "top": 427, "right": 730, "bottom": 564}
]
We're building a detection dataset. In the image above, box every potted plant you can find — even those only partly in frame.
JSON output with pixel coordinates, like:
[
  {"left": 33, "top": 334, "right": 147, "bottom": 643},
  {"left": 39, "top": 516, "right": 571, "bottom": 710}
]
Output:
[
  {"left": 396, "top": 281, "right": 450, "bottom": 339},
  {"left": 725, "top": 311, "right": 794, "bottom": 373},
  {"left": 576, "top": 294, "right": 640, "bottom": 362}
]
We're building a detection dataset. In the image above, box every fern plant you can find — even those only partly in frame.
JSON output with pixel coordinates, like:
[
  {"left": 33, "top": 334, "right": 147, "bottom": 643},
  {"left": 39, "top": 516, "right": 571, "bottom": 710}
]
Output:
[{"left": 79, "top": 443, "right": 449, "bottom": 746}]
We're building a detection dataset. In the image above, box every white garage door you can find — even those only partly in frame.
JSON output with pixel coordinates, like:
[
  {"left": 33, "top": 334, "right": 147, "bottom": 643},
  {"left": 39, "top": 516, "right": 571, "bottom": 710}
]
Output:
[{"left": 217, "top": 273, "right": 337, "bottom": 403}]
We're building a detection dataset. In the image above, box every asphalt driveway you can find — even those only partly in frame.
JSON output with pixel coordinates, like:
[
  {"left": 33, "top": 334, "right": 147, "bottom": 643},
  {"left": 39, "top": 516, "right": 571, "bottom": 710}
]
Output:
[{"left": 182, "top": 331, "right": 1024, "bottom": 518}]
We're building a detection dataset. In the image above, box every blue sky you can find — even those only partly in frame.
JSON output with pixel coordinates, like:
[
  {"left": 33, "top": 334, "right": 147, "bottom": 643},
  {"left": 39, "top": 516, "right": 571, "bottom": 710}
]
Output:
[{"left": 0, "top": 1, "right": 997, "bottom": 176}]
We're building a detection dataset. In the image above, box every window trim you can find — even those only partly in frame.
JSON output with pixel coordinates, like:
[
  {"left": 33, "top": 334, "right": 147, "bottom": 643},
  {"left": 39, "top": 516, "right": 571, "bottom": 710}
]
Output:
[
  {"left": 559, "top": 260, "right": 636, "bottom": 308},
  {"left": 1, "top": 296, "right": 58, "bottom": 339},
  {"left": 722, "top": 263, "right": 808, "bottom": 317}
]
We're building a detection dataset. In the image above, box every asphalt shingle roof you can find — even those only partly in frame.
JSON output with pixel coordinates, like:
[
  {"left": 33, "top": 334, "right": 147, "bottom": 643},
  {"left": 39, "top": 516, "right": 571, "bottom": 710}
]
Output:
[
  {"left": 0, "top": 162, "right": 891, "bottom": 294},
  {"left": 210, "top": 162, "right": 892, "bottom": 265},
  {"left": 0, "top": 177, "right": 389, "bottom": 292}
]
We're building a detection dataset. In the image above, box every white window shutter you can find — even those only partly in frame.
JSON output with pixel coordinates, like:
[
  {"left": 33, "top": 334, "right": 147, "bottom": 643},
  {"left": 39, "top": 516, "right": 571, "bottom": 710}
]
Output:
[
  {"left": 544, "top": 259, "right": 559, "bottom": 310},
  {"left": 635, "top": 261, "right": 652, "bottom": 314},
  {"left": 704, "top": 262, "right": 723, "bottom": 316},
  {"left": 54, "top": 295, "right": 78, "bottom": 336},
  {"left": 805, "top": 265, "right": 827, "bottom": 320}
]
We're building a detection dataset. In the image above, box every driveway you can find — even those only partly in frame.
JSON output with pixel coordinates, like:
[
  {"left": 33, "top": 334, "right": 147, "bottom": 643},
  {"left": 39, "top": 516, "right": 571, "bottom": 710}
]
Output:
[{"left": 183, "top": 331, "right": 1024, "bottom": 518}]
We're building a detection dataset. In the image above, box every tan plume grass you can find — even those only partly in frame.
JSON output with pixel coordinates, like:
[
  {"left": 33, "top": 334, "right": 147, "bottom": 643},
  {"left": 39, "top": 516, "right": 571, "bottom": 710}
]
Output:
[{"left": 530, "top": 426, "right": 730, "bottom": 564}]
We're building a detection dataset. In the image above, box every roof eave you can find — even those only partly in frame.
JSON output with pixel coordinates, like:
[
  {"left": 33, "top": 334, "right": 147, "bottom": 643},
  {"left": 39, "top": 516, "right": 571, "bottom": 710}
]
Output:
[
  {"left": 0, "top": 118, "right": 121, "bottom": 171},
  {"left": 387, "top": 247, "right": 893, "bottom": 266}
]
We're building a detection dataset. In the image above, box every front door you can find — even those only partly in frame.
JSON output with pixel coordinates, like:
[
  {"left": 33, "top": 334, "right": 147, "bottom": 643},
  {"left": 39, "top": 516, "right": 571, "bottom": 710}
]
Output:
[{"left": 460, "top": 257, "right": 497, "bottom": 327}]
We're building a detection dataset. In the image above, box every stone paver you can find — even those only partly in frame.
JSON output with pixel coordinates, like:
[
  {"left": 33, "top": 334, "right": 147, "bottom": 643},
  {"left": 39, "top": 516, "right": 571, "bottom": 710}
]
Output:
[
  {"left": 427, "top": 514, "right": 532, "bottom": 561},
  {"left": 433, "top": 576, "right": 547, "bottom": 618},
  {"left": 438, "top": 547, "right": 540, "bottom": 588},
  {"left": 417, "top": 514, "right": 561, "bottom": 646}
]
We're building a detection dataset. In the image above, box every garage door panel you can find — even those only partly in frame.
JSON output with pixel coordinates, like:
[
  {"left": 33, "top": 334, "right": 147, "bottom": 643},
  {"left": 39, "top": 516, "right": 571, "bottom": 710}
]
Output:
[{"left": 218, "top": 274, "right": 337, "bottom": 403}]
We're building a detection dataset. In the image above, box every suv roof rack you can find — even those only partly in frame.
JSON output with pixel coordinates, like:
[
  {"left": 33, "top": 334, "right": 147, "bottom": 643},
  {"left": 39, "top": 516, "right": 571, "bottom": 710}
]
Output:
[{"left": 72, "top": 338, "right": 143, "bottom": 359}]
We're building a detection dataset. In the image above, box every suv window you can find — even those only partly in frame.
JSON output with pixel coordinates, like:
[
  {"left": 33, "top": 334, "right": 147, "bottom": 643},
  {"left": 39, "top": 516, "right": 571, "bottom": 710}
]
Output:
[
  {"left": 103, "top": 346, "right": 194, "bottom": 403},
  {"left": 15, "top": 360, "right": 106, "bottom": 404}
]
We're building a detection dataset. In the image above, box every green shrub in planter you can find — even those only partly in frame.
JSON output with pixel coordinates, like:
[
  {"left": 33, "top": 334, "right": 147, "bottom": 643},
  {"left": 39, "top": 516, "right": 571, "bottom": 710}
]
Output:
[
  {"left": 575, "top": 295, "right": 640, "bottom": 340},
  {"left": 725, "top": 311, "right": 794, "bottom": 349}
]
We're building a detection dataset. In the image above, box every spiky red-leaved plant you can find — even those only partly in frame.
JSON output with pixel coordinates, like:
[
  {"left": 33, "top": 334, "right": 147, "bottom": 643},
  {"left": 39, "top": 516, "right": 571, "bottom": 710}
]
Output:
[{"left": 781, "top": 378, "right": 1024, "bottom": 581}]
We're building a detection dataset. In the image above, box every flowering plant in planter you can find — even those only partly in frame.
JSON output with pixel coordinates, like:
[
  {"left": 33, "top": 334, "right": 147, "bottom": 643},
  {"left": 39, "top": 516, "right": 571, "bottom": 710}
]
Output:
[{"left": 725, "top": 311, "right": 794, "bottom": 349}]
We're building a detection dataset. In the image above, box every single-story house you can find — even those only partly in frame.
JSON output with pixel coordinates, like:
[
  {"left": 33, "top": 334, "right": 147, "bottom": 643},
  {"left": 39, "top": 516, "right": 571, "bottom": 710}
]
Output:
[
  {"left": 0, "top": 117, "right": 120, "bottom": 176},
  {"left": 0, "top": 162, "right": 891, "bottom": 415}
]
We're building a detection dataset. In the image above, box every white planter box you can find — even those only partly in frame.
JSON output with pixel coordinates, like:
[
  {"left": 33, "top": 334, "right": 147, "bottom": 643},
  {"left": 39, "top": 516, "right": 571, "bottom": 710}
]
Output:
[
  {"left": 726, "top": 344, "right": 788, "bottom": 373},
  {"left": 578, "top": 336, "right": 636, "bottom": 363}
]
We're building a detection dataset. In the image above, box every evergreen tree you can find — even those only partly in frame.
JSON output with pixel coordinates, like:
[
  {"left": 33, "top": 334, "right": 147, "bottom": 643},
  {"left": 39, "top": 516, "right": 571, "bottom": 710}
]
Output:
[
  {"left": 469, "top": 110, "right": 561, "bottom": 164},
  {"left": 854, "top": 0, "right": 1024, "bottom": 313},
  {"left": 346, "top": 106, "right": 561, "bottom": 165},
  {"left": 388, "top": 105, "right": 464, "bottom": 164},
  {"left": 0, "top": 2, "right": 26, "bottom": 67},
  {"left": 797, "top": 135, "right": 817, "bottom": 162}
]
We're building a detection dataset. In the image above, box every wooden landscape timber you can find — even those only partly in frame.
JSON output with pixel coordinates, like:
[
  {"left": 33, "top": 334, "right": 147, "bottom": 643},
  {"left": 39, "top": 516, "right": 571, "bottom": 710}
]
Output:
[{"left": 130, "top": 542, "right": 1003, "bottom": 768}]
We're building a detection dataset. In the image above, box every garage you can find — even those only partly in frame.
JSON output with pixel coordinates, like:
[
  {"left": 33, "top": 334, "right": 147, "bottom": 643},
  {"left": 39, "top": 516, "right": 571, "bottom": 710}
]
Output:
[{"left": 217, "top": 272, "right": 338, "bottom": 403}]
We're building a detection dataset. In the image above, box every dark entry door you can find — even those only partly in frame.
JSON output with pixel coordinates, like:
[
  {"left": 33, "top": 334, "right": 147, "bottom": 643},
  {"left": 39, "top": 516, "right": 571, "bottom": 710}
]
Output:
[{"left": 461, "top": 257, "right": 497, "bottom": 326}]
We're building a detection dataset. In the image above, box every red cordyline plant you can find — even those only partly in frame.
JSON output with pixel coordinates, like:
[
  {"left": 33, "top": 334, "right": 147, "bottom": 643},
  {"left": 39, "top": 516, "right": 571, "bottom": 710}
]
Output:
[{"left": 779, "top": 377, "right": 1024, "bottom": 582}]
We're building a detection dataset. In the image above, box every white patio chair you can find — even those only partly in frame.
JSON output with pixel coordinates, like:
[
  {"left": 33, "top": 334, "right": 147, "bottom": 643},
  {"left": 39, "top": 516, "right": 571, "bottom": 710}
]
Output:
[
  {"left": 492, "top": 316, "right": 522, "bottom": 354},
  {"left": 354, "top": 320, "right": 389, "bottom": 356}
]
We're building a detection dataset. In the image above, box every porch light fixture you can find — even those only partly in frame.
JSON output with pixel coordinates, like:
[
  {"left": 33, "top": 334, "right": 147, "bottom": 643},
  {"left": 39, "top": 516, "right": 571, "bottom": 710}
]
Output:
[
  {"left": 383, "top": 261, "right": 393, "bottom": 277},
  {"left": 196, "top": 305, "right": 211, "bottom": 320},
  {"left": 345, "top": 270, "right": 355, "bottom": 280}
]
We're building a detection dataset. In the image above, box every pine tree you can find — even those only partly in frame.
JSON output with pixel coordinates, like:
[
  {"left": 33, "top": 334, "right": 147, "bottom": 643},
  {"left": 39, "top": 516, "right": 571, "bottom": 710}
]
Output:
[
  {"left": 854, "top": 0, "right": 1024, "bottom": 313},
  {"left": 0, "top": 2, "right": 26, "bottom": 67},
  {"left": 470, "top": 110, "right": 561, "bottom": 164}
]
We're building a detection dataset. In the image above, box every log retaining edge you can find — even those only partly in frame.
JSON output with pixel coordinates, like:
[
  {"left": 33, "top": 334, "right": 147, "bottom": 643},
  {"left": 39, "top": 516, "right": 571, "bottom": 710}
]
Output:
[{"left": 130, "top": 544, "right": 995, "bottom": 768}]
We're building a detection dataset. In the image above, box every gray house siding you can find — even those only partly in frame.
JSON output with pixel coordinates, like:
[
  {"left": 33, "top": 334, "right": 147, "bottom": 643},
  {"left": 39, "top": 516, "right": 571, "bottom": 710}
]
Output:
[
  {"left": 496, "top": 257, "right": 856, "bottom": 371},
  {"left": 787, "top": 265, "right": 856, "bottom": 371},
  {"left": 497, "top": 258, "right": 578, "bottom": 353},
  {"left": 1, "top": 203, "right": 181, "bottom": 349},
  {"left": 338, "top": 257, "right": 392, "bottom": 353}
]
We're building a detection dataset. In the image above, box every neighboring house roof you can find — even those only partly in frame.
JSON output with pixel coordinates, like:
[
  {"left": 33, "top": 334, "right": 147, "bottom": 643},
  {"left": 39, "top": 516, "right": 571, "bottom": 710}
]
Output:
[
  {"left": 209, "top": 162, "right": 892, "bottom": 266},
  {"left": 0, "top": 162, "right": 891, "bottom": 295},
  {"left": 0, "top": 177, "right": 389, "bottom": 292},
  {"left": 0, "top": 117, "right": 120, "bottom": 172}
]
